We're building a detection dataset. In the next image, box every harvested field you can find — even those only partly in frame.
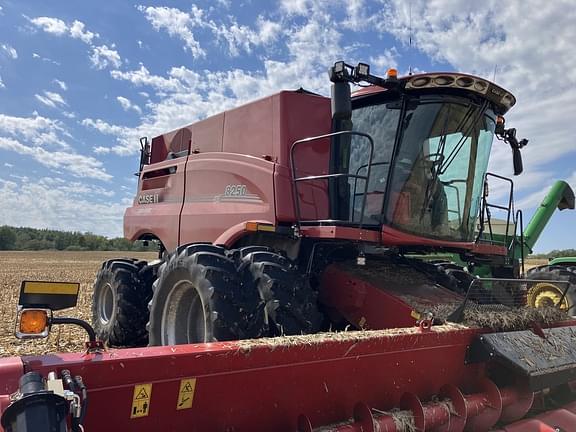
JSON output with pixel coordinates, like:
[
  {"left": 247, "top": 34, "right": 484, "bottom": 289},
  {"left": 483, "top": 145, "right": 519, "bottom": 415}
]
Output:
[
  {"left": 0, "top": 251, "right": 156, "bottom": 357},
  {"left": 0, "top": 254, "right": 549, "bottom": 357},
  {"left": 524, "top": 258, "right": 549, "bottom": 271}
]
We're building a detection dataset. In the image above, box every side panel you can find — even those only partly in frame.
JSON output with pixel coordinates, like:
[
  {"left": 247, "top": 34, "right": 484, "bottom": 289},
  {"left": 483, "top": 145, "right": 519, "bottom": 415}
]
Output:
[
  {"left": 276, "top": 92, "right": 331, "bottom": 222},
  {"left": 124, "top": 157, "right": 187, "bottom": 252},
  {"left": 179, "top": 153, "right": 276, "bottom": 246}
]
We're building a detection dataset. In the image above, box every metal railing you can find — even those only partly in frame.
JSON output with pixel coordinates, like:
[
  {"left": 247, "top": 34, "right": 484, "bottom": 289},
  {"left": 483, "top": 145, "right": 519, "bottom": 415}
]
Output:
[{"left": 290, "top": 131, "right": 374, "bottom": 229}]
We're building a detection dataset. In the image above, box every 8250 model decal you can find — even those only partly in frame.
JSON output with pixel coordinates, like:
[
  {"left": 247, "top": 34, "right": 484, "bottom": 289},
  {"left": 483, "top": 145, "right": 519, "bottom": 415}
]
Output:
[{"left": 224, "top": 184, "right": 247, "bottom": 197}]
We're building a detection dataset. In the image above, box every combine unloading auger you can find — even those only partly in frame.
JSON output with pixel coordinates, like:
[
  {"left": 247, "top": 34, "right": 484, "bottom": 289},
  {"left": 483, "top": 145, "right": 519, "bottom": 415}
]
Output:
[{"left": 1, "top": 61, "right": 576, "bottom": 431}]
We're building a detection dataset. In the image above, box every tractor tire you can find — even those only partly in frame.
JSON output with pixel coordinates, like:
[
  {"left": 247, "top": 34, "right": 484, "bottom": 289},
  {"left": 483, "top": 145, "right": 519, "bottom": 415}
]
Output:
[
  {"left": 235, "top": 247, "right": 323, "bottom": 336},
  {"left": 92, "top": 259, "right": 155, "bottom": 347},
  {"left": 147, "top": 244, "right": 263, "bottom": 346},
  {"left": 526, "top": 265, "right": 576, "bottom": 314}
]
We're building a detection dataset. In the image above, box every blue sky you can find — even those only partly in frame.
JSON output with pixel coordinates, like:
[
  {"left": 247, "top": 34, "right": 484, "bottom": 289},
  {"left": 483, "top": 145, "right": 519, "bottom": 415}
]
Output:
[{"left": 0, "top": 0, "right": 574, "bottom": 253}]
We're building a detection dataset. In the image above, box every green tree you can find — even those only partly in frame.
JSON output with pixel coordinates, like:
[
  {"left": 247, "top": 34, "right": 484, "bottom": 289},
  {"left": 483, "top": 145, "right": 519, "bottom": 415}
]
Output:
[{"left": 0, "top": 226, "right": 17, "bottom": 250}]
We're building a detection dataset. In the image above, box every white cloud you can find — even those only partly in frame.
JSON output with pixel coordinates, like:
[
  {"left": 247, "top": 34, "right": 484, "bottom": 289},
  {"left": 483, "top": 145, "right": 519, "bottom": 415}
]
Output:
[
  {"left": 29, "top": 16, "right": 122, "bottom": 70},
  {"left": 29, "top": 17, "right": 68, "bottom": 35},
  {"left": 53, "top": 79, "right": 67, "bottom": 91},
  {"left": 4, "top": 162, "right": 13, "bottom": 168},
  {"left": 0, "top": 177, "right": 125, "bottom": 237},
  {"left": 69, "top": 20, "right": 97, "bottom": 44},
  {"left": 0, "top": 113, "right": 111, "bottom": 180},
  {"left": 280, "top": 0, "right": 313, "bottom": 15},
  {"left": 116, "top": 96, "right": 142, "bottom": 114},
  {"left": 0, "top": 75, "right": 4, "bottom": 89},
  {"left": 0, "top": 137, "right": 111, "bottom": 180},
  {"left": 110, "top": 64, "right": 183, "bottom": 93},
  {"left": 1, "top": 43, "right": 18, "bottom": 59},
  {"left": 136, "top": 5, "right": 282, "bottom": 58},
  {"left": 35, "top": 91, "right": 67, "bottom": 108},
  {"left": 90, "top": 44, "right": 122, "bottom": 69},
  {"left": 137, "top": 5, "right": 206, "bottom": 58},
  {"left": 29, "top": 16, "right": 98, "bottom": 44},
  {"left": 32, "top": 52, "right": 61, "bottom": 65},
  {"left": 0, "top": 113, "right": 67, "bottom": 147},
  {"left": 369, "top": 48, "right": 399, "bottom": 73}
]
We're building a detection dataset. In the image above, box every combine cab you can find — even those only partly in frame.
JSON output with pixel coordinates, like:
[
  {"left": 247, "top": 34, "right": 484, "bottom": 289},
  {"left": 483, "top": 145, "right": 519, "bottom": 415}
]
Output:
[{"left": 2, "top": 62, "right": 576, "bottom": 432}]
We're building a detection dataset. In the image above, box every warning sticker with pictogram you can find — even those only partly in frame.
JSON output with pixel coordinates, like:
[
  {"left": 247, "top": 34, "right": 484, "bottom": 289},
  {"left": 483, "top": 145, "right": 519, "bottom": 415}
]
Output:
[
  {"left": 176, "top": 378, "right": 196, "bottom": 410},
  {"left": 131, "top": 383, "right": 152, "bottom": 418}
]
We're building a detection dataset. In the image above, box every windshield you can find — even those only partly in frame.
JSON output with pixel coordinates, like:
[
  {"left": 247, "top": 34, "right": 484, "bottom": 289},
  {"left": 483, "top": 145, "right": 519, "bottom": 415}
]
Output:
[{"left": 385, "top": 95, "right": 496, "bottom": 242}]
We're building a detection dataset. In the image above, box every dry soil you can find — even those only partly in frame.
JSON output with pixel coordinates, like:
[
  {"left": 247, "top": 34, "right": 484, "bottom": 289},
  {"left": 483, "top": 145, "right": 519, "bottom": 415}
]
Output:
[
  {"left": 0, "top": 252, "right": 546, "bottom": 357},
  {"left": 0, "top": 251, "right": 155, "bottom": 357}
]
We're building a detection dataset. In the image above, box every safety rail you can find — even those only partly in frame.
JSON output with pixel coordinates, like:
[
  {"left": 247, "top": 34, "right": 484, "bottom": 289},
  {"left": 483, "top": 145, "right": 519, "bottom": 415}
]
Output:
[
  {"left": 290, "top": 131, "right": 374, "bottom": 230},
  {"left": 476, "top": 172, "right": 514, "bottom": 247}
]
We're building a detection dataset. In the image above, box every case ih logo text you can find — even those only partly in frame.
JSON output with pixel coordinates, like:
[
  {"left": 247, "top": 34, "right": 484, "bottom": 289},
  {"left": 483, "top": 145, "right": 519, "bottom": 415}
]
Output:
[{"left": 138, "top": 193, "right": 159, "bottom": 204}]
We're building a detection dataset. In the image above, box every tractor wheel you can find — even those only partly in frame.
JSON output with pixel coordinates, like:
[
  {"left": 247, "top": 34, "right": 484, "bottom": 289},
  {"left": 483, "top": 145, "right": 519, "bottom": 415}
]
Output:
[
  {"left": 526, "top": 265, "right": 576, "bottom": 314},
  {"left": 147, "top": 244, "right": 263, "bottom": 345},
  {"left": 92, "top": 259, "right": 155, "bottom": 347},
  {"left": 235, "top": 248, "right": 323, "bottom": 336}
]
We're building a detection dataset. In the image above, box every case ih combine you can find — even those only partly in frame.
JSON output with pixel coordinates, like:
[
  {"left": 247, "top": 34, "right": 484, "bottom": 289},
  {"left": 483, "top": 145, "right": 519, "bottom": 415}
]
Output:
[{"left": 2, "top": 61, "right": 576, "bottom": 432}]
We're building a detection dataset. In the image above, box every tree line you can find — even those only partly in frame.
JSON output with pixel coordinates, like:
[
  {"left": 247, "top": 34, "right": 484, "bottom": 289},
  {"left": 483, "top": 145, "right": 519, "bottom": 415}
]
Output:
[
  {"left": 530, "top": 249, "right": 576, "bottom": 259},
  {"left": 0, "top": 225, "right": 156, "bottom": 251}
]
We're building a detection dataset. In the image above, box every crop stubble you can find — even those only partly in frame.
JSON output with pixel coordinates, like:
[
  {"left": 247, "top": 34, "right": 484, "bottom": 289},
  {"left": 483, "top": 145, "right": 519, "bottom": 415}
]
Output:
[
  {"left": 0, "top": 251, "right": 155, "bottom": 357},
  {"left": 0, "top": 252, "right": 546, "bottom": 357}
]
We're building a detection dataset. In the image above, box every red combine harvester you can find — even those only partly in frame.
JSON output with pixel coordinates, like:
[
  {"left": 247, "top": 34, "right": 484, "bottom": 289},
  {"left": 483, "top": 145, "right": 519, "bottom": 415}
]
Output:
[{"left": 2, "top": 62, "right": 576, "bottom": 432}]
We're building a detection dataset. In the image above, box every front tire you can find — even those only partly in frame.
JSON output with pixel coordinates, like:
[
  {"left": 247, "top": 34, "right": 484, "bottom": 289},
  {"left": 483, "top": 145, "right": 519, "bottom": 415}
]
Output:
[
  {"left": 92, "top": 259, "right": 155, "bottom": 347},
  {"left": 147, "top": 244, "right": 263, "bottom": 345}
]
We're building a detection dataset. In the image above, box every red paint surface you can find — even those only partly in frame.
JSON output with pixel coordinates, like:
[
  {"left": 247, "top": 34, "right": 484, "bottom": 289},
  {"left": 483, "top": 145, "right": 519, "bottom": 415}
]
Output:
[
  {"left": 381, "top": 225, "right": 508, "bottom": 255},
  {"left": 320, "top": 263, "right": 464, "bottom": 331},
  {"left": 0, "top": 327, "right": 483, "bottom": 432}
]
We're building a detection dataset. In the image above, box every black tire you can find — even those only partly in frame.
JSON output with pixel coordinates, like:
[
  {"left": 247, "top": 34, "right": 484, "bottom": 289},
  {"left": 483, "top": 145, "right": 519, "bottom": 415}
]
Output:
[
  {"left": 147, "top": 244, "right": 263, "bottom": 346},
  {"left": 92, "top": 259, "right": 155, "bottom": 347},
  {"left": 235, "top": 248, "right": 323, "bottom": 336},
  {"left": 527, "top": 265, "right": 576, "bottom": 314}
]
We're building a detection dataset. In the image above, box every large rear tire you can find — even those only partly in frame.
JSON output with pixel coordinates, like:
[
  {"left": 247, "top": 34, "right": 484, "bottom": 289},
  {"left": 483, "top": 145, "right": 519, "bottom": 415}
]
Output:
[
  {"left": 527, "top": 265, "right": 576, "bottom": 314},
  {"left": 235, "top": 248, "right": 323, "bottom": 336},
  {"left": 147, "top": 244, "right": 263, "bottom": 345},
  {"left": 92, "top": 259, "right": 155, "bottom": 347}
]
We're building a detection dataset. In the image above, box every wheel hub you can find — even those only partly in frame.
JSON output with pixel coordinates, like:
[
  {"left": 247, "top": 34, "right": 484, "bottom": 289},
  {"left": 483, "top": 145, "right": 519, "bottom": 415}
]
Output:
[
  {"left": 161, "top": 280, "right": 207, "bottom": 345},
  {"left": 527, "top": 282, "right": 568, "bottom": 310},
  {"left": 98, "top": 282, "right": 115, "bottom": 324}
]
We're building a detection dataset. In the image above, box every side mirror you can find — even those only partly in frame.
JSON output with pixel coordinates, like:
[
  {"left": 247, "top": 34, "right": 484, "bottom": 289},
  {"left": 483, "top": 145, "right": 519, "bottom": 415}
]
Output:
[
  {"left": 512, "top": 146, "right": 523, "bottom": 176},
  {"left": 495, "top": 118, "right": 528, "bottom": 176},
  {"left": 138, "top": 136, "right": 151, "bottom": 175}
]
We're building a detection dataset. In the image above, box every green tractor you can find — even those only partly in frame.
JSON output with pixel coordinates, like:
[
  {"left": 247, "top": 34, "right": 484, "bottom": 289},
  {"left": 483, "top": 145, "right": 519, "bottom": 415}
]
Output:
[{"left": 519, "top": 181, "right": 576, "bottom": 312}]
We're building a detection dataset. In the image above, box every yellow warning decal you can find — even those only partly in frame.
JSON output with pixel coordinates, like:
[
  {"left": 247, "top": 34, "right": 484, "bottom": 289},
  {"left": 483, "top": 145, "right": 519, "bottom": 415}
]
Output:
[
  {"left": 131, "top": 383, "right": 152, "bottom": 418},
  {"left": 176, "top": 378, "right": 196, "bottom": 410},
  {"left": 410, "top": 310, "right": 421, "bottom": 320},
  {"left": 23, "top": 281, "right": 79, "bottom": 295}
]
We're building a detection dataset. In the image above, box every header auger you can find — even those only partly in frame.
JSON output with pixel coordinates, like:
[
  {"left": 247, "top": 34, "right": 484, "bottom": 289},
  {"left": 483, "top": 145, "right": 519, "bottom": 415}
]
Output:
[{"left": 1, "top": 61, "right": 576, "bottom": 432}]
